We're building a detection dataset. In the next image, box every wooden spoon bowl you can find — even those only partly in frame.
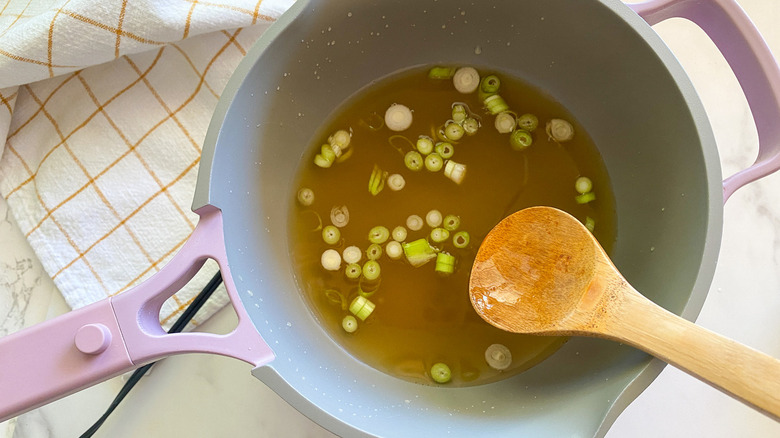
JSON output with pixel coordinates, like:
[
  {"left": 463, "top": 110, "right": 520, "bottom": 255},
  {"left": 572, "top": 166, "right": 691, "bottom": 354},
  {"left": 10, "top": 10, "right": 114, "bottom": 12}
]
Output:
[{"left": 469, "top": 206, "right": 780, "bottom": 421}]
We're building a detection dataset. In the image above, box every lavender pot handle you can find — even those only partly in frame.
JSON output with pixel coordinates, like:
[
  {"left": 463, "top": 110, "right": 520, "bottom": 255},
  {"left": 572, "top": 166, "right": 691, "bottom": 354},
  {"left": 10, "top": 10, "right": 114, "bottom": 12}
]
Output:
[
  {"left": 0, "top": 205, "right": 274, "bottom": 422},
  {"left": 630, "top": 0, "right": 780, "bottom": 201}
]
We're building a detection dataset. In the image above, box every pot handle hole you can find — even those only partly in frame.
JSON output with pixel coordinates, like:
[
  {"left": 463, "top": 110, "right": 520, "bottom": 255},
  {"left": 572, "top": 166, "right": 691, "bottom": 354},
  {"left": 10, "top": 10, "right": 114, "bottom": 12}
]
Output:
[
  {"left": 631, "top": 0, "right": 780, "bottom": 202},
  {"left": 0, "top": 205, "right": 274, "bottom": 422}
]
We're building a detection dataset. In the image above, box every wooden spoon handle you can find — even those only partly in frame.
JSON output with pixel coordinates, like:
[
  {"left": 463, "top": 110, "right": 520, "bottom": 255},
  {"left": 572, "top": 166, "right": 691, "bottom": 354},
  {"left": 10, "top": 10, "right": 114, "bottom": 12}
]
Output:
[{"left": 604, "top": 289, "right": 780, "bottom": 421}]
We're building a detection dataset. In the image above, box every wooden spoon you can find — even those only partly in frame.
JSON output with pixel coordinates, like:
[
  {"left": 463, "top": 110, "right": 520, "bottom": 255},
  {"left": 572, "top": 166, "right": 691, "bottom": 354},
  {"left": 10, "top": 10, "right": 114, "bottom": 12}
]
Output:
[{"left": 469, "top": 206, "right": 780, "bottom": 420}]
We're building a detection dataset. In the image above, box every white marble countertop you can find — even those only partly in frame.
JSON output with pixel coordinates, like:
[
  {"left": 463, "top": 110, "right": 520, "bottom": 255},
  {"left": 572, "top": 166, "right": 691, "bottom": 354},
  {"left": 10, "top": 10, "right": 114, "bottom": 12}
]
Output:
[{"left": 2, "top": 1, "right": 780, "bottom": 437}]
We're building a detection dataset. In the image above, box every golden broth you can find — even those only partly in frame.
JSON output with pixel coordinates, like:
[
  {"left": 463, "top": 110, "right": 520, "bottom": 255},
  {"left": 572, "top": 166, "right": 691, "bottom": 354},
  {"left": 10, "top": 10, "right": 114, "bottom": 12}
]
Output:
[{"left": 290, "top": 66, "right": 616, "bottom": 386}]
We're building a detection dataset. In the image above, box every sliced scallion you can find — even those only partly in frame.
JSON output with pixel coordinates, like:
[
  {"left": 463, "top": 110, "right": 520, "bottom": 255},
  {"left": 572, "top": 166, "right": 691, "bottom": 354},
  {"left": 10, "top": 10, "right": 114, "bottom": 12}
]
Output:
[
  {"left": 575, "top": 192, "right": 596, "bottom": 204},
  {"left": 368, "top": 164, "right": 387, "bottom": 196},
  {"left": 329, "top": 129, "right": 351, "bottom": 150},
  {"left": 404, "top": 151, "right": 424, "bottom": 171},
  {"left": 331, "top": 205, "right": 350, "bottom": 228},
  {"left": 403, "top": 238, "right": 438, "bottom": 267},
  {"left": 343, "top": 245, "right": 362, "bottom": 264},
  {"left": 435, "top": 252, "right": 456, "bottom": 275},
  {"left": 321, "top": 249, "right": 341, "bottom": 271},
  {"left": 385, "top": 104, "right": 413, "bottom": 132},
  {"left": 452, "top": 231, "right": 470, "bottom": 248},
  {"left": 430, "top": 227, "right": 450, "bottom": 243},
  {"left": 510, "top": 130, "right": 533, "bottom": 151},
  {"left": 362, "top": 260, "right": 381, "bottom": 281},
  {"left": 321, "top": 144, "right": 337, "bottom": 161},
  {"left": 494, "top": 112, "right": 516, "bottom": 134},
  {"left": 366, "top": 243, "right": 383, "bottom": 260},
  {"left": 314, "top": 154, "right": 332, "bottom": 168},
  {"left": 387, "top": 174, "right": 406, "bottom": 191},
  {"left": 335, "top": 147, "right": 353, "bottom": 163},
  {"left": 425, "top": 153, "right": 444, "bottom": 172},
  {"left": 444, "top": 122, "right": 465, "bottom": 141},
  {"left": 426, "top": 209, "right": 443, "bottom": 227},
  {"left": 444, "top": 160, "right": 467, "bottom": 184},
  {"left": 585, "top": 216, "right": 596, "bottom": 232},
  {"left": 358, "top": 281, "right": 378, "bottom": 298},
  {"left": 453, "top": 67, "right": 480, "bottom": 94},
  {"left": 301, "top": 210, "right": 323, "bottom": 232},
  {"left": 451, "top": 104, "right": 467, "bottom": 123},
  {"left": 484, "top": 94, "right": 509, "bottom": 115},
  {"left": 463, "top": 117, "right": 479, "bottom": 136},
  {"left": 546, "top": 118, "right": 575, "bottom": 142},
  {"left": 480, "top": 75, "right": 501, "bottom": 94},
  {"left": 434, "top": 142, "right": 454, "bottom": 159},
  {"left": 392, "top": 226, "right": 408, "bottom": 242},
  {"left": 345, "top": 263, "right": 362, "bottom": 280},
  {"left": 517, "top": 113, "right": 539, "bottom": 132},
  {"left": 322, "top": 225, "right": 341, "bottom": 245},
  {"left": 349, "top": 295, "right": 376, "bottom": 321},
  {"left": 406, "top": 214, "right": 424, "bottom": 231},
  {"left": 575, "top": 176, "right": 593, "bottom": 194},
  {"left": 485, "top": 344, "right": 512, "bottom": 370},
  {"left": 443, "top": 215, "right": 460, "bottom": 231},
  {"left": 297, "top": 188, "right": 314, "bottom": 206},
  {"left": 416, "top": 136, "right": 434, "bottom": 155},
  {"left": 430, "top": 362, "right": 451, "bottom": 384},
  {"left": 386, "top": 241, "right": 403, "bottom": 260},
  {"left": 428, "top": 66, "right": 456, "bottom": 79},
  {"left": 324, "top": 289, "right": 347, "bottom": 310},
  {"left": 368, "top": 226, "right": 390, "bottom": 244},
  {"left": 342, "top": 315, "right": 358, "bottom": 333}
]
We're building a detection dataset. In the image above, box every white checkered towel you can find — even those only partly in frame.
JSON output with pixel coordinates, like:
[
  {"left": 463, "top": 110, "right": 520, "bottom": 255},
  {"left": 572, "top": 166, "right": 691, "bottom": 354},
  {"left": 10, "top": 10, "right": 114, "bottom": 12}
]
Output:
[{"left": 0, "top": 0, "right": 293, "bottom": 328}]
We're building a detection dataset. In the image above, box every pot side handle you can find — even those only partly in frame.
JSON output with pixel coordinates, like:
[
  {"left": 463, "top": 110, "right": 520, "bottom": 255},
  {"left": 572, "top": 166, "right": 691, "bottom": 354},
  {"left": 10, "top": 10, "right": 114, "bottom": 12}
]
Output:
[
  {"left": 0, "top": 206, "right": 274, "bottom": 422},
  {"left": 630, "top": 0, "right": 780, "bottom": 202}
]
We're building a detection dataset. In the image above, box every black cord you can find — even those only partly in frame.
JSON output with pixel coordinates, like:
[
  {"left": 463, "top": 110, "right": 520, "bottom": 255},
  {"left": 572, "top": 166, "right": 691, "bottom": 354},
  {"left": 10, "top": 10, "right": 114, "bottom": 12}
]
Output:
[{"left": 80, "top": 271, "right": 223, "bottom": 438}]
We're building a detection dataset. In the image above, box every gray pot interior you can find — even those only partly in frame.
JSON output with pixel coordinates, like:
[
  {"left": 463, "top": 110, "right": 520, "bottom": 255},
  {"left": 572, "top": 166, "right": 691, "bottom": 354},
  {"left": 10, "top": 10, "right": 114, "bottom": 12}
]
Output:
[{"left": 195, "top": 0, "right": 723, "bottom": 436}]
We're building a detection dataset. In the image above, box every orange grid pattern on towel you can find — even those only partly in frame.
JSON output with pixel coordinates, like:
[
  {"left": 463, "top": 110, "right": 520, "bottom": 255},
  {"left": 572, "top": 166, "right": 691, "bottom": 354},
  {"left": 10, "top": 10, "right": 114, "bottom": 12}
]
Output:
[
  {"left": 0, "top": 0, "right": 282, "bottom": 88},
  {"left": 0, "top": 0, "right": 292, "bottom": 328}
]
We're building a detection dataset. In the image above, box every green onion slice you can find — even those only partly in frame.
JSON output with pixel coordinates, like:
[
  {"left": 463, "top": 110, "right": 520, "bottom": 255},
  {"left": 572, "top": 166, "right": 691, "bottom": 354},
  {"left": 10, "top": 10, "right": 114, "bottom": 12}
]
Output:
[
  {"left": 366, "top": 243, "right": 383, "bottom": 260},
  {"left": 430, "top": 362, "right": 452, "bottom": 383},
  {"left": 435, "top": 252, "right": 456, "bottom": 275},
  {"left": 425, "top": 153, "right": 444, "bottom": 172},
  {"left": 345, "top": 263, "right": 362, "bottom": 280},
  {"left": 392, "top": 226, "right": 408, "bottom": 242},
  {"left": 368, "top": 226, "right": 390, "bottom": 244},
  {"left": 484, "top": 94, "right": 509, "bottom": 115},
  {"left": 584, "top": 216, "right": 596, "bottom": 232},
  {"left": 517, "top": 113, "right": 539, "bottom": 132},
  {"left": 430, "top": 227, "right": 450, "bottom": 243},
  {"left": 435, "top": 142, "right": 454, "bottom": 159},
  {"left": 297, "top": 188, "right": 314, "bottom": 206},
  {"left": 349, "top": 295, "right": 376, "bottom": 321},
  {"left": 575, "top": 192, "right": 596, "bottom": 204},
  {"left": 452, "top": 231, "right": 470, "bottom": 248},
  {"left": 575, "top": 176, "right": 593, "bottom": 194},
  {"left": 325, "top": 289, "right": 347, "bottom": 310},
  {"left": 428, "top": 66, "right": 456, "bottom": 79},
  {"left": 443, "top": 215, "right": 460, "bottom": 231},
  {"left": 322, "top": 225, "right": 341, "bottom": 245},
  {"left": 416, "top": 136, "right": 434, "bottom": 155},
  {"left": 404, "top": 151, "right": 424, "bottom": 171},
  {"left": 368, "top": 164, "right": 388, "bottom": 196},
  {"left": 342, "top": 315, "right": 358, "bottom": 333},
  {"left": 510, "top": 130, "right": 533, "bottom": 151},
  {"left": 480, "top": 75, "right": 501, "bottom": 94},
  {"left": 403, "top": 238, "right": 438, "bottom": 267}
]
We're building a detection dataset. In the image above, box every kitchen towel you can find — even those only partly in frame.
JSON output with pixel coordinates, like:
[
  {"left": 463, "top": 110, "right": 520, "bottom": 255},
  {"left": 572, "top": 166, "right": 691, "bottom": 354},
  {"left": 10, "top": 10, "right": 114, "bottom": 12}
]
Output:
[{"left": 0, "top": 0, "right": 294, "bottom": 329}]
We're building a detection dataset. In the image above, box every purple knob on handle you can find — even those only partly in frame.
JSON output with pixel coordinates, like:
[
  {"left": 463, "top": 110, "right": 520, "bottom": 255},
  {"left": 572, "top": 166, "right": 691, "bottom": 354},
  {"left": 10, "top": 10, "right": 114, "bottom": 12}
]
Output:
[{"left": 74, "top": 324, "right": 112, "bottom": 355}]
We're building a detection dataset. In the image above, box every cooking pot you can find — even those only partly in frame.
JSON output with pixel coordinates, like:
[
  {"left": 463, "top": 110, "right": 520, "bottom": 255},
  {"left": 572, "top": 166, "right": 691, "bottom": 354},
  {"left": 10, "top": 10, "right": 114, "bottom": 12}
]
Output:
[{"left": 1, "top": 0, "right": 779, "bottom": 436}]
